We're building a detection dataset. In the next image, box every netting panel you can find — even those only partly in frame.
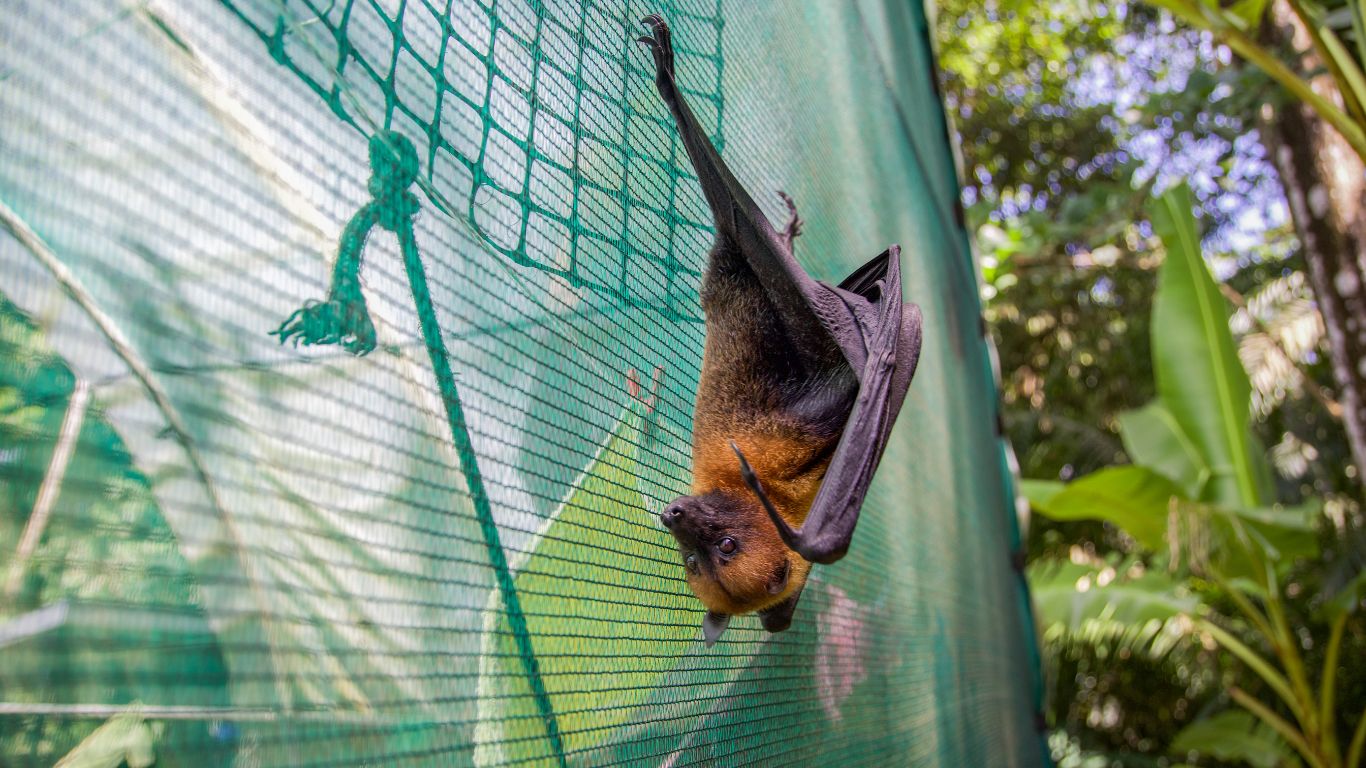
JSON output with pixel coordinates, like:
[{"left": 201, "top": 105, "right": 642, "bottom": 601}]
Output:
[
  {"left": 223, "top": 0, "right": 718, "bottom": 318},
  {"left": 0, "top": 1, "right": 1043, "bottom": 766}
]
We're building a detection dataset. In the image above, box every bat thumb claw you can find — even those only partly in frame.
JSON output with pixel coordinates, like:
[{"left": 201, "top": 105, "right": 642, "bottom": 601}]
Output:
[{"left": 729, "top": 441, "right": 755, "bottom": 480}]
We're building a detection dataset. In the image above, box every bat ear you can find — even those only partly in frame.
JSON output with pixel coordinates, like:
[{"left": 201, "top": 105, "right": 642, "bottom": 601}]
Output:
[
  {"left": 757, "top": 583, "right": 805, "bottom": 633},
  {"left": 702, "top": 611, "right": 730, "bottom": 647},
  {"left": 767, "top": 558, "right": 791, "bottom": 595}
]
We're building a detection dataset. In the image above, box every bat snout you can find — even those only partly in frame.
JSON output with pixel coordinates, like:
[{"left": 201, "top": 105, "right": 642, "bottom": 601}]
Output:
[
  {"left": 659, "top": 502, "right": 685, "bottom": 529},
  {"left": 660, "top": 496, "right": 713, "bottom": 549},
  {"left": 660, "top": 496, "right": 703, "bottom": 532}
]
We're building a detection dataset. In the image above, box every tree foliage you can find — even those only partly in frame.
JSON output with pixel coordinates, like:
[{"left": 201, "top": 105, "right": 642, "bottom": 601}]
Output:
[
  {"left": 936, "top": 1, "right": 1366, "bottom": 764},
  {"left": 0, "top": 300, "right": 229, "bottom": 766}
]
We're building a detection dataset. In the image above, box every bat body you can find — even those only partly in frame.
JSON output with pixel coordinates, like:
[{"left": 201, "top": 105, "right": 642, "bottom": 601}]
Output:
[{"left": 638, "top": 16, "right": 923, "bottom": 644}]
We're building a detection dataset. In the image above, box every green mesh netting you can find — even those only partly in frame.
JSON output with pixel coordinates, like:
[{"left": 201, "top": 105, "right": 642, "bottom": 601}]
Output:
[{"left": 0, "top": 1, "right": 1045, "bottom": 765}]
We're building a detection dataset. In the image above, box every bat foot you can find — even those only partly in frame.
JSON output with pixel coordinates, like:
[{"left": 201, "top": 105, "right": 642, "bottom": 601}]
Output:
[
  {"left": 626, "top": 366, "right": 665, "bottom": 414},
  {"left": 777, "top": 191, "right": 803, "bottom": 246},
  {"left": 636, "top": 14, "right": 676, "bottom": 87}
]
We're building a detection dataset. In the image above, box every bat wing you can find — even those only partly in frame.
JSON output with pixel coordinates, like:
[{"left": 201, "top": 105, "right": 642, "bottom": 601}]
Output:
[
  {"left": 761, "top": 248, "right": 923, "bottom": 564},
  {"left": 638, "top": 16, "right": 836, "bottom": 359}
]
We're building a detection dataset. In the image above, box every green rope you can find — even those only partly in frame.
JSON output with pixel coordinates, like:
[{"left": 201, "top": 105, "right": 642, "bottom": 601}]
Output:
[
  {"left": 271, "top": 131, "right": 567, "bottom": 766},
  {"left": 268, "top": 151, "right": 391, "bottom": 353}
]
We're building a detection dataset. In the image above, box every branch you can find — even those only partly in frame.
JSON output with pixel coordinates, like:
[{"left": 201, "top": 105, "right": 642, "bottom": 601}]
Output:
[{"left": 3, "top": 380, "right": 89, "bottom": 599}]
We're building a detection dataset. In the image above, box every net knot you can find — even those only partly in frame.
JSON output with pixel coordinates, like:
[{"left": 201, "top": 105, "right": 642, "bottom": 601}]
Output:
[
  {"left": 270, "top": 287, "right": 376, "bottom": 355},
  {"left": 367, "top": 131, "right": 420, "bottom": 232}
]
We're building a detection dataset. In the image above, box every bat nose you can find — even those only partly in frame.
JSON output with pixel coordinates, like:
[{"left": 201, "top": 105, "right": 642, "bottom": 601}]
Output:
[{"left": 660, "top": 503, "right": 685, "bottom": 528}]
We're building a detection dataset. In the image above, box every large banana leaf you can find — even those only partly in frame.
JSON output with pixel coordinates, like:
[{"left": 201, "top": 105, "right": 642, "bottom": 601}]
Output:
[
  {"left": 1116, "top": 400, "right": 1208, "bottom": 498},
  {"left": 1023, "top": 468, "right": 1318, "bottom": 581},
  {"left": 1028, "top": 559, "right": 1195, "bottom": 658},
  {"left": 1170, "top": 710, "right": 1299, "bottom": 768},
  {"left": 1147, "top": 183, "right": 1270, "bottom": 508},
  {"left": 1022, "top": 466, "right": 1181, "bottom": 551}
]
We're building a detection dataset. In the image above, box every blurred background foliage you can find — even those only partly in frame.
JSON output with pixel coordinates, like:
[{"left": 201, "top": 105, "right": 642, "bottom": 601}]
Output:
[
  {"left": 0, "top": 299, "right": 230, "bottom": 765},
  {"left": 935, "top": 0, "right": 1366, "bottom": 765}
]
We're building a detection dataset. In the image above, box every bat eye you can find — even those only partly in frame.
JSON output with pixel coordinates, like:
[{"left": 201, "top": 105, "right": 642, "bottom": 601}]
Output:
[
  {"left": 717, "top": 537, "right": 737, "bottom": 554},
  {"left": 685, "top": 554, "right": 699, "bottom": 573}
]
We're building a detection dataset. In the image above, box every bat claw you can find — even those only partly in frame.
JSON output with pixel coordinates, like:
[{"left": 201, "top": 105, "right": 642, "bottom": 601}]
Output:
[
  {"left": 731, "top": 441, "right": 803, "bottom": 551},
  {"left": 635, "top": 12, "right": 674, "bottom": 83},
  {"left": 729, "top": 441, "right": 755, "bottom": 482},
  {"left": 777, "top": 191, "right": 803, "bottom": 245}
]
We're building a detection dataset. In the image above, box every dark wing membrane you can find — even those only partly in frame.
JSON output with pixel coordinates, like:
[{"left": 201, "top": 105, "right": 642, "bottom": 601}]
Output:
[
  {"left": 638, "top": 16, "right": 835, "bottom": 355},
  {"left": 764, "top": 247, "right": 923, "bottom": 564},
  {"left": 837, "top": 251, "right": 892, "bottom": 297}
]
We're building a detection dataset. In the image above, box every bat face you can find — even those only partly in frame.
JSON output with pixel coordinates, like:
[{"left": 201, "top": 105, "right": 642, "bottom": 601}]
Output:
[{"left": 660, "top": 490, "right": 812, "bottom": 616}]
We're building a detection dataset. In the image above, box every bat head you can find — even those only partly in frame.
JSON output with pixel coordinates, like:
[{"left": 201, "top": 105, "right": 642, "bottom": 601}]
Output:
[{"left": 660, "top": 489, "right": 811, "bottom": 644}]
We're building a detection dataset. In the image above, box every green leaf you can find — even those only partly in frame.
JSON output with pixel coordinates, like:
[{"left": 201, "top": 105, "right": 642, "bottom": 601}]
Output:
[
  {"left": 54, "top": 712, "right": 156, "bottom": 768},
  {"left": 1029, "top": 560, "right": 1195, "bottom": 666},
  {"left": 1118, "top": 400, "right": 1209, "bottom": 498},
  {"left": 1234, "top": 502, "right": 1320, "bottom": 563},
  {"left": 1170, "top": 710, "right": 1297, "bottom": 768},
  {"left": 1159, "top": 500, "right": 1317, "bottom": 584},
  {"left": 1314, "top": 15, "right": 1366, "bottom": 124},
  {"left": 1018, "top": 478, "right": 1064, "bottom": 510},
  {"left": 1325, "top": 570, "right": 1366, "bottom": 620},
  {"left": 1030, "top": 559, "right": 1195, "bottom": 632},
  {"left": 1350, "top": 0, "right": 1366, "bottom": 81},
  {"left": 1028, "top": 466, "right": 1183, "bottom": 551},
  {"left": 1148, "top": 183, "right": 1269, "bottom": 508},
  {"left": 474, "top": 394, "right": 748, "bottom": 761},
  {"left": 1226, "top": 0, "right": 1272, "bottom": 30}
]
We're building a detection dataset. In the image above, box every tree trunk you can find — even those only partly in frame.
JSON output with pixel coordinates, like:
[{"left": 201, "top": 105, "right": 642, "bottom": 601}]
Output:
[{"left": 1260, "top": 1, "right": 1366, "bottom": 489}]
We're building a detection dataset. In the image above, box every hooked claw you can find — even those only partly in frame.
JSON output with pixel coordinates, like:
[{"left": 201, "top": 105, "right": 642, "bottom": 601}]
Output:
[
  {"left": 635, "top": 13, "right": 675, "bottom": 83},
  {"left": 729, "top": 441, "right": 802, "bottom": 547}
]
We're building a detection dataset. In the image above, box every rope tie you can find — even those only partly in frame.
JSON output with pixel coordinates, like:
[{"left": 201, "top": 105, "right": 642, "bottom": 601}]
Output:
[
  {"left": 268, "top": 130, "right": 567, "bottom": 766},
  {"left": 271, "top": 130, "right": 420, "bottom": 356}
]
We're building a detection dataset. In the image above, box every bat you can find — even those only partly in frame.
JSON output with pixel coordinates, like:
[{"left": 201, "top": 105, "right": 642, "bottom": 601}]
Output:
[{"left": 637, "top": 15, "right": 923, "bottom": 645}]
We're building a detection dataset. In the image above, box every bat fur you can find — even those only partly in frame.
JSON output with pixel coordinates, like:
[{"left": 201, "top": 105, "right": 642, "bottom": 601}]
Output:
[{"left": 637, "top": 14, "right": 923, "bottom": 645}]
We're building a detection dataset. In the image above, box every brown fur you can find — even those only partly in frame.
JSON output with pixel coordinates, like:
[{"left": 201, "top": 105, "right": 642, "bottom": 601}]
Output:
[
  {"left": 674, "top": 264, "right": 845, "bottom": 616},
  {"left": 638, "top": 13, "right": 889, "bottom": 633}
]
